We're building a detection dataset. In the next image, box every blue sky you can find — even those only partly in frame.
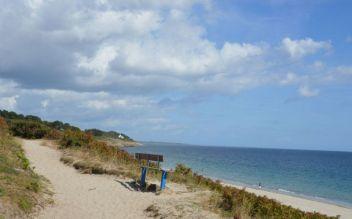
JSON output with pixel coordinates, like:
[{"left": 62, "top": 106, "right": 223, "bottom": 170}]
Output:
[{"left": 0, "top": 0, "right": 351, "bottom": 151}]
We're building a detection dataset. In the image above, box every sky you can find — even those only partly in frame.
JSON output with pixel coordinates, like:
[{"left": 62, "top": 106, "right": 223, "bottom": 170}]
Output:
[{"left": 0, "top": 0, "right": 351, "bottom": 151}]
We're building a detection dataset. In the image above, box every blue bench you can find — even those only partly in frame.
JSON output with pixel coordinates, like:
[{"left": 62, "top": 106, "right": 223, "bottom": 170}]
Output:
[{"left": 135, "top": 153, "right": 167, "bottom": 190}]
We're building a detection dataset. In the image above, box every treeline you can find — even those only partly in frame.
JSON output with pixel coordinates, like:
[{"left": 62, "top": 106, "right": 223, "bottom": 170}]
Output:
[{"left": 0, "top": 110, "right": 133, "bottom": 141}]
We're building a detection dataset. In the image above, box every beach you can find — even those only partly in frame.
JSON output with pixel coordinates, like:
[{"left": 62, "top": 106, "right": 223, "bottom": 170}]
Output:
[{"left": 225, "top": 183, "right": 352, "bottom": 219}]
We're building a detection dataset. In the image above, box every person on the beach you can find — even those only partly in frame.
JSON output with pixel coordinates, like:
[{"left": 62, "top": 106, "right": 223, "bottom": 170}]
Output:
[{"left": 259, "top": 182, "right": 262, "bottom": 189}]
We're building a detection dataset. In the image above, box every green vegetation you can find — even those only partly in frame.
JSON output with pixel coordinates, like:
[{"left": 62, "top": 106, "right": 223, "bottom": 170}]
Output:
[
  {"left": 60, "top": 129, "right": 136, "bottom": 164},
  {"left": 85, "top": 128, "right": 133, "bottom": 141},
  {"left": 0, "top": 110, "right": 133, "bottom": 142},
  {"left": 0, "top": 110, "right": 79, "bottom": 140},
  {"left": 0, "top": 117, "right": 50, "bottom": 217}
]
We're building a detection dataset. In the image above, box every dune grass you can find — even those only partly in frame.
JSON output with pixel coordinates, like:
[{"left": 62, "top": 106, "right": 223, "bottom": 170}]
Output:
[{"left": 0, "top": 117, "right": 51, "bottom": 217}]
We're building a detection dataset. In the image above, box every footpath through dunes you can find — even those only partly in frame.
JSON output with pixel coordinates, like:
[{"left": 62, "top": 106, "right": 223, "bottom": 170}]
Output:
[{"left": 22, "top": 139, "right": 219, "bottom": 219}]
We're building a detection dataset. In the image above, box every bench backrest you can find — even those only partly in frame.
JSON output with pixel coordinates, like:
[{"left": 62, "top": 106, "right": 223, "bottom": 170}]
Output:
[{"left": 135, "top": 153, "right": 163, "bottom": 162}]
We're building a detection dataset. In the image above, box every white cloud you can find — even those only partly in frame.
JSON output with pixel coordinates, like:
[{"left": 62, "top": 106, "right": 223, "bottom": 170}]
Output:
[
  {"left": 220, "top": 42, "right": 263, "bottom": 65},
  {"left": 86, "top": 100, "right": 110, "bottom": 111},
  {"left": 1, "top": 0, "right": 339, "bottom": 98},
  {"left": 55, "top": 10, "right": 162, "bottom": 42},
  {"left": 280, "top": 72, "right": 299, "bottom": 85},
  {"left": 27, "top": 0, "right": 44, "bottom": 10},
  {"left": 282, "top": 37, "right": 331, "bottom": 59},
  {"left": 312, "top": 61, "right": 325, "bottom": 70},
  {"left": 77, "top": 46, "right": 118, "bottom": 85},
  {"left": 41, "top": 99, "right": 49, "bottom": 108},
  {"left": 298, "top": 85, "right": 319, "bottom": 97},
  {"left": 0, "top": 95, "right": 18, "bottom": 110},
  {"left": 335, "top": 66, "right": 352, "bottom": 75},
  {"left": 0, "top": 79, "right": 18, "bottom": 95}
]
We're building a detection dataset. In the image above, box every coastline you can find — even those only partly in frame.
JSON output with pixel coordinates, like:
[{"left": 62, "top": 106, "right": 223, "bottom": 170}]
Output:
[
  {"left": 223, "top": 181, "right": 352, "bottom": 219},
  {"left": 154, "top": 162, "right": 352, "bottom": 218},
  {"left": 126, "top": 144, "right": 352, "bottom": 215}
]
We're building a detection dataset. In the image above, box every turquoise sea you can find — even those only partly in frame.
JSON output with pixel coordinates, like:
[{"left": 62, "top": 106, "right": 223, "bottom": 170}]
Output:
[{"left": 126, "top": 142, "right": 352, "bottom": 207}]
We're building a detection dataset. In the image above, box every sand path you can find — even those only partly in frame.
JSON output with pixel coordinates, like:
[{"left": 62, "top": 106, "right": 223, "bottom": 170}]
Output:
[{"left": 22, "top": 139, "right": 216, "bottom": 219}]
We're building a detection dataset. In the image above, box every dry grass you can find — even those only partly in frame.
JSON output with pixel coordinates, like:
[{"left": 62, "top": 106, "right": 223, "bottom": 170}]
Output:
[
  {"left": 0, "top": 125, "right": 52, "bottom": 218},
  {"left": 60, "top": 148, "right": 140, "bottom": 179}
]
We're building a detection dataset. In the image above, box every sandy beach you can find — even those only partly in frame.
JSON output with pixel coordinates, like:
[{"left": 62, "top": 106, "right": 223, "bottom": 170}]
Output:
[
  {"left": 22, "top": 139, "right": 352, "bottom": 218},
  {"left": 223, "top": 182, "right": 352, "bottom": 219}
]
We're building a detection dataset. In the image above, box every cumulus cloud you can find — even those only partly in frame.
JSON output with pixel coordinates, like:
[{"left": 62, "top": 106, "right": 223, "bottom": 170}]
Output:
[
  {"left": 1, "top": 0, "right": 351, "bottom": 139},
  {"left": 0, "top": 95, "right": 18, "bottom": 110},
  {"left": 280, "top": 72, "right": 299, "bottom": 85},
  {"left": 298, "top": 85, "right": 319, "bottom": 97},
  {"left": 0, "top": 0, "right": 272, "bottom": 95},
  {"left": 1, "top": 0, "right": 338, "bottom": 98},
  {"left": 281, "top": 37, "right": 331, "bottom": 59}
]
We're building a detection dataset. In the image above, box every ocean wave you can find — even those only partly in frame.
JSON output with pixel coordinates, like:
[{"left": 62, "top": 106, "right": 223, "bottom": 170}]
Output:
[{"left": 278, "top": 188, "right": 295, "bottom": 194}]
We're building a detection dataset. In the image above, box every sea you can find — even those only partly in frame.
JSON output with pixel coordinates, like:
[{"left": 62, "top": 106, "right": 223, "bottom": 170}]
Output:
[{"left": 125, "top": 142, "right": 352, "bottom": 207}]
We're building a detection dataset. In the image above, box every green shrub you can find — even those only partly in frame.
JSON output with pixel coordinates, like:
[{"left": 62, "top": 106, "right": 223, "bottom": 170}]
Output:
[
  {"left": 8, "top": 120, "right": 50, "bottom": 139},
  {"left": 60, "top": 129, "right": 93, "bottom": 148},
  {"left": 17, "top": 197, "right": 33, "bottom": 212},
  {"left": 60, "top": 129, "right": 136, "bottom": 165}
]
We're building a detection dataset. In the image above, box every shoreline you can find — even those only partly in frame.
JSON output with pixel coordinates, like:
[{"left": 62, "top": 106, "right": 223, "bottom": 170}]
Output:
[
  {"left": 161, "top": 163, "right": 352, "bottom": 209},
  {"left": 125, "top": 148, "right": 352, "bottom": 218},
  {"left": 222, "top": 181, "right": 352, "bottom": 218},
  {"left": 220, "top": 179, "right": 352, "bottom": 209},
  {"left": 154, "top": 164, "right": 352, "bottom": 218},
  {"left": 158, "top": 164, "right": 352, "bottom": 218}
]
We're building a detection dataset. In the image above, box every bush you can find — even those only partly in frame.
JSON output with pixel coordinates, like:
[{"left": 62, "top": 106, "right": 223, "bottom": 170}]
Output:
[
  {"left": 44, "top": 129, "right": 63, "bottom": 140},
  {"left": 0, "top": 117, "right": 8, "bottom": 135},
  {"left": 8, "top": 120, "right": 50, "bottom": 139},
  {"left": 60, "top": 129, "right": 93, "bottom": 148},
  {"left": 60, "top": 129, "right": 136, "bottom": 164}
]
